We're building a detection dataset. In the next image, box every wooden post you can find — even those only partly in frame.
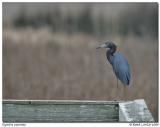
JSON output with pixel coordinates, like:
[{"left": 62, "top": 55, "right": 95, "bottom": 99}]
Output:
[
  {"left": 3, "top": 99, "right": 154, "bottom": 122},
  {"left": 119, "top": 99, "right": 154, "bottom": 122}
]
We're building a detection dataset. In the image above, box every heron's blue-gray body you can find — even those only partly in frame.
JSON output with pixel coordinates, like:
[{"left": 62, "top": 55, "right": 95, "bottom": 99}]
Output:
[{"left": 106, "top": 52, "right": 130, "bottom": 85}]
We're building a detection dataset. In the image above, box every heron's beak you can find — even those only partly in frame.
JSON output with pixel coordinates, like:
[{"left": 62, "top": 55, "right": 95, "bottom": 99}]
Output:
[{"left": 96, "top": 43, "right": 106, "bottom": 49}]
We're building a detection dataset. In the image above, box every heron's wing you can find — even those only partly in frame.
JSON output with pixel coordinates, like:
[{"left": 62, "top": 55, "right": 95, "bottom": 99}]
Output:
[{"left": 112, "top": 53, "right": 131, "bottom": 85}]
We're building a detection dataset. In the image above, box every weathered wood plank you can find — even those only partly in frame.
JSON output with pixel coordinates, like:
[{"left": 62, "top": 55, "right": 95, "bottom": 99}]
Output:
[
  {"left": 119, "top": 99, "right": 154, "bottom": 122},
  {"left": 3, "top": 99, "right": 154, "bottom": 122},
  {"left": 3, "top": 100, "right": 119, "bottom": 122},
  {"left": 3, "top": 100, "right": 121, "bottom": 105}
]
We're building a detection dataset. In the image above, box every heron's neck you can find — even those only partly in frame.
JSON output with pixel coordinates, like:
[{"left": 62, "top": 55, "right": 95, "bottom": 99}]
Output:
[
  {"left": 110, "top": 45, "right": 117, "bottom": 55},
  {"left": 106, "top": 46, "right": 116, "bottom": 64}
]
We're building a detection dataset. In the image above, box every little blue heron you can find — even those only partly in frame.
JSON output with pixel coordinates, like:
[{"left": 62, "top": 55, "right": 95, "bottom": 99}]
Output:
[{"left": 96, "top": 41, "right": 131, "bottom": 99}]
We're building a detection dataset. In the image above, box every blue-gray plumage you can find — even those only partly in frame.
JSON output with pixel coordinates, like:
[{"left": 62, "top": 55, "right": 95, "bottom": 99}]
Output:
[
  {"left": 111, "top": 52, "right": 130, "bottom": 85},
  {"left": 96, "top": 41, "right": 131, "bottom": 86}
]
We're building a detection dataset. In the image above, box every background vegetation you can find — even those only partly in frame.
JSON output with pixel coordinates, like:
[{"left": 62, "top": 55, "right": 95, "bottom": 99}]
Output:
[{"left": 3, "top": 3, "right": 158, "bottom": 121}]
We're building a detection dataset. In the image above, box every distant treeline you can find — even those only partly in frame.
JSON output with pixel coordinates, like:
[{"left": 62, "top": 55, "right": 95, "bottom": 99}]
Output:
[{"left": 13, "top": 4, "right": 158, "bottom": 37}]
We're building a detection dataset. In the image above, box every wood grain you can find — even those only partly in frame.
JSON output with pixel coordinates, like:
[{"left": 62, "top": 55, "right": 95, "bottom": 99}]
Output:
[
  {"left": 3, "top": 100, "right": 119, "bottom": 122},
  {"left": 119, "top": 99, "right": 154, "bottom": 122},
  {"left": 3, "top": 99, "right": 154, "bottom": 122}
]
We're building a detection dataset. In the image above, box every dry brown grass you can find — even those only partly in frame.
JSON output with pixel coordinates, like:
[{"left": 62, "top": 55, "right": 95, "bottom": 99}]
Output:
[{"left": 3, "top": 28, "right": 158, "bottom": 121}]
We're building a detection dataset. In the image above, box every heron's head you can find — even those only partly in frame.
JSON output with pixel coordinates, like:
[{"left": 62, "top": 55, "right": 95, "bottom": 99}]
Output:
[{"left": 96, "top": 41, "right": 116, "bottom": 49}]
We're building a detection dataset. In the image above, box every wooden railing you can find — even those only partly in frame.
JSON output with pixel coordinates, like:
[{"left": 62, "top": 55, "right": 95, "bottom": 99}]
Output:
[{"left": 2, "top": 99, "right": 154, "bottom": 122}]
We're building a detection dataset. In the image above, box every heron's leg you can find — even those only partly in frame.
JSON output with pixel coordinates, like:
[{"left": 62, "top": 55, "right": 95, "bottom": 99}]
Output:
[
  {"left": 116, "top": 78, "right": 118, "bottom": 99},
  {"left": 117, "top": 78, "right": 118, "bottom": 89},
  {"left": 123, "top": 85, "right": 126, "bottom": 101}
]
